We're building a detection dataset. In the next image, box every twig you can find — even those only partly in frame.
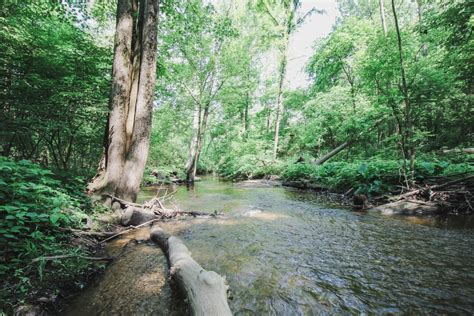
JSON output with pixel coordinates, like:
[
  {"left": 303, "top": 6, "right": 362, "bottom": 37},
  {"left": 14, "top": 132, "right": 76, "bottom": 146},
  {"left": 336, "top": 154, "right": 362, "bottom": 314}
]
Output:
[
  {"left": 68, "top": 229, "right": 117, "bottom": 237},
  {"left": 106, "top": 194, "right": 142, "bottom": 208},
  {"left": 99, "top": 218, "right": 162, "bottom": 244},
  {"left": 431, "top": 175, "right": 474, "bottom": 191},
  {"left": 32, "top": 254, "right": 112, "bottom": 263},
  {"left": 405, "top": 200, "right": 436, "bottom": 206}
]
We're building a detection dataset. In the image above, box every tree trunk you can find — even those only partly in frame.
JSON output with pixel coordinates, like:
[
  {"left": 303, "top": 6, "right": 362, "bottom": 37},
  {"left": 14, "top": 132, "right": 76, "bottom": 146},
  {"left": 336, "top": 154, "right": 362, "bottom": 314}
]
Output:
[
  {"left": 185, "top": 102, "right": 201, "bottom": 183},
  {"left": 379, "top": 0, "right": 387, "bottom": 35},
  {"left": 88, "top": 0, "right": 159, "bottom": 205},
  {"left": 242, "top": 92, "right": 250, "bottom": 137},
  {"left": 186, "top": 100, "right": 211, "bottom": 183},
  {"left": 314, "top": 141, "right": 352, "bottom": 165},
  {"left": 150, "top": 226, "right": 232, "bottom": 316},
  {"left": 391, "top": 0, "right": 415, "bottom": 186},
  {"left": 272, "top": 29, "right": 289, "bottom": 160}
]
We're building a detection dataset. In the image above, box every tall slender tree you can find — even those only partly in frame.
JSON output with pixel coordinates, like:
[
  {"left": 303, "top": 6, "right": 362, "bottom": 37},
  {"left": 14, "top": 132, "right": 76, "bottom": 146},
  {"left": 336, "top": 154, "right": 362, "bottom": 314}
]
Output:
[
  {"left": 258, "top": 0, "right": 318, "bottom": 160},
  {"left": 391, "top": 0, "right": 415, "bottom": 185},
  {"left": 379, "top": 0, "right": 388, "bottom": 35}
]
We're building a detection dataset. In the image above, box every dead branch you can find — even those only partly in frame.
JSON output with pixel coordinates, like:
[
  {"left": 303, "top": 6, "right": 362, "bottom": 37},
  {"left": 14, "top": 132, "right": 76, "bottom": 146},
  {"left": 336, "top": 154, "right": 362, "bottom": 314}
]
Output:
[
  {"left": 99, "top": 218, "right": 162, "bottom": 244},
  {"left": 32, "top": 254, "right": 112, "bottom": 263}
]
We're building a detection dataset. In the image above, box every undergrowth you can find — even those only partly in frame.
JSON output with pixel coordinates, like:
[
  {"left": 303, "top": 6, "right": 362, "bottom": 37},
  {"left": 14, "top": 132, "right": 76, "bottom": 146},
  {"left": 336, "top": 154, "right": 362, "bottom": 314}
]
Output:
[
  {"left": 215, "top": 153, "right": 473, "bottom": 196},
  {"left": 0, "top": 157, "right": 104, "bottom": 313}
]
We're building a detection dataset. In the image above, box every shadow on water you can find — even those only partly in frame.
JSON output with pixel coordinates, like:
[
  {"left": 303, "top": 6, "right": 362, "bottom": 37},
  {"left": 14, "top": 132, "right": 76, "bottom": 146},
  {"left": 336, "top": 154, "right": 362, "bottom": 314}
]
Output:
[{"left": 68, "top": 177, "right": 474, "bottom": 315}]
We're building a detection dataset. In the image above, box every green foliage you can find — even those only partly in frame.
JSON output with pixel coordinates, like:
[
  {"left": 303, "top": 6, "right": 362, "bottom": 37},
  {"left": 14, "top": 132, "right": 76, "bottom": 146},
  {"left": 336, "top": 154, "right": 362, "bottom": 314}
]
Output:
[
  {"left": 146, "top": 0, "right": 472, "bottom": 192},
  {"left": 282, "top": 158, "right": 473, "bottom": 196},
  {"left": 0, "top": 157, "right": 95, "bottom": 310},
  {"left": 0, "top": 2, "right": 111, "bottom": 175}
]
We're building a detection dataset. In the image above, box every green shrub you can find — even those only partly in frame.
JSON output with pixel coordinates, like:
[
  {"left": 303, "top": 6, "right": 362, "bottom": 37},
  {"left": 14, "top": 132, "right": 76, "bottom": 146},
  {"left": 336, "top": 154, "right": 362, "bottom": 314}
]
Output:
[
  {"left": 282, "top": 158, "right": 472, "bottom": 196},
  {"left": 218, "top": 153, "right": 281, "bottom": 179},
  {"left": 0, "top": 157, "right": 94, "bottom": 309}
]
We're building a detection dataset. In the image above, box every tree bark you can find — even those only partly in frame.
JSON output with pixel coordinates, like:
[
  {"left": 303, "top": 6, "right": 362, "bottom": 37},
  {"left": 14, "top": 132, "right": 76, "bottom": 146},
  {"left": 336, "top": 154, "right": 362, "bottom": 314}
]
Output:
[
  {"left": 92, "top": 0, "right": 133, "bottom": 200},
  {"left": 115, "top": 0, "right": 159, "bottom": 202},
  {"left": 88, "top": 0, "right": 159, "bottom": 204},
  {"left": 150, "top": 226, "right": 232, "bottom": 316}
]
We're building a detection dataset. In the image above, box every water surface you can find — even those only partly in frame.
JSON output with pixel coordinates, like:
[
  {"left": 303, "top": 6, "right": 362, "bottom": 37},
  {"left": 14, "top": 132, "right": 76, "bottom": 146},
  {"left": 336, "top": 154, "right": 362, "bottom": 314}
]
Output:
[{"left": 69, "top": 177, "right": 474, "bottom": 315}]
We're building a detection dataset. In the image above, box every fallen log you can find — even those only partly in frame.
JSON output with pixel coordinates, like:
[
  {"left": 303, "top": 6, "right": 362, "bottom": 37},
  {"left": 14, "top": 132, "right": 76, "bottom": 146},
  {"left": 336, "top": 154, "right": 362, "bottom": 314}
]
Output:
[
  {"left": 388, "top": 174, "right": 474, "bottom": 202},
  {"left": 32, "top": 254, "right": 112, "bottom": 263},
  {"left": 441, "top": 148, "right": 474, "bottom": 155},
  {"left": 99, "top": 218, "right": 162, "bottom": 244},
  {"left": 106, "top": 194, "right": 143, "bottom": 208},
  {"left": 370, "top": 199, "right": 441, "bottom": 215},
  {"left": 121, "top": 206, "right": 216, "bottom": 227},
  {"left": 150, "top": 226, "right": 232, "bottom": 316},
  {"left": 121, "top": 206, "right": 160, "bottom": 226},
  {"left": 314, "top": 141, "right": 352, "bottom": 165},
  {"left": 430, "top": 175, "right": 474, "bottom": 192}
]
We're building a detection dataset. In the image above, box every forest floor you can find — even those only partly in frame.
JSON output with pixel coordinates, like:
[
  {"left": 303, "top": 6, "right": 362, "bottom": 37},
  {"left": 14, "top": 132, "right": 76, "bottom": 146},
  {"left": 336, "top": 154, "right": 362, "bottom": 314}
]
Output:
[{"left": 13, "top": 217, "right": 120, "bottom": 315}]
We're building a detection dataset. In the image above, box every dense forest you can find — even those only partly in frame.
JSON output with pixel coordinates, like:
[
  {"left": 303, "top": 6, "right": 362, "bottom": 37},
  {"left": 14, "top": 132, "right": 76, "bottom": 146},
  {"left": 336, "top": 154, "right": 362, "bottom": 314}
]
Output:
[{"left": 1, "top": 0, "right": 473, "bottom": 314}]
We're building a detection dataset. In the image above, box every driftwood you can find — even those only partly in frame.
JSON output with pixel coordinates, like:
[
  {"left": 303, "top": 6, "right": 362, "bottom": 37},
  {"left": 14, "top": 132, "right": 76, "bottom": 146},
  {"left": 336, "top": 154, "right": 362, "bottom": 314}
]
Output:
[
  {"left": 106, "top": 194, "right": 143, "bottom": 208},
  {"left": 121, "top": 206, "right": 216, "bottom": 227},
  {"left": 150, "top": 226, "right": 232, "bottom": 316},
  {"left": 32, "top": 254, "right": 112, "bottom": 263},
  {"left": 430, "top": 175, "right": 474, "bottom": 192},
  {"left": 441, "top": 148, "right": 474, "bottom": 155},
  {"left": 371, "top": 200, "right": 441, "bottom": 215},
  {"left": 99, "top": 218, "right": 162, "bottom": 244},
  {"left": 281, "top": 179, "right": 327, "bottom": 191},
  {"left": 375, "top": 175, "right": 473, "bottom": 214},
  {"left": 390, "top": 175, "right": 474, "bottom": 201},
  {"left": 121, "top": 206, "right": 161, "bottom": 226}
]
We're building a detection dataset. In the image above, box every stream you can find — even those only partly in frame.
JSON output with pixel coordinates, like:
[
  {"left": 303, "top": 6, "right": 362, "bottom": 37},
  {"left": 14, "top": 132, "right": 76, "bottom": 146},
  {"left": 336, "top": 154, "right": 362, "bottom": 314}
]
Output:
[{"left": 66, "top": 177, "right": 474, "bottom": 315}]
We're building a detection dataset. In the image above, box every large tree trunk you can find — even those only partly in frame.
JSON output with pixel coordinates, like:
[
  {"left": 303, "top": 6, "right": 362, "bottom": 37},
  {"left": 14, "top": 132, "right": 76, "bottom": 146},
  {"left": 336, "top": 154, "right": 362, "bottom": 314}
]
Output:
[
  {"left": 88, "top": 0, "right": 159, "bottom": 205},
  {"left": 116, "top": 0, "right": 159, "bottom": 202},
  {"left": 151, "top": 226, "right": 232, "bottom": 316}
]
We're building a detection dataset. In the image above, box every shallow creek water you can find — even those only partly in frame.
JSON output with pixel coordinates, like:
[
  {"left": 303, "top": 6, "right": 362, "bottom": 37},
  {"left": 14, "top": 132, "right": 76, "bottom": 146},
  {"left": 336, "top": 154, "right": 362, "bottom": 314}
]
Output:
[{"left": 67, "top": 177, "right": 474, "bottom": 315}]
